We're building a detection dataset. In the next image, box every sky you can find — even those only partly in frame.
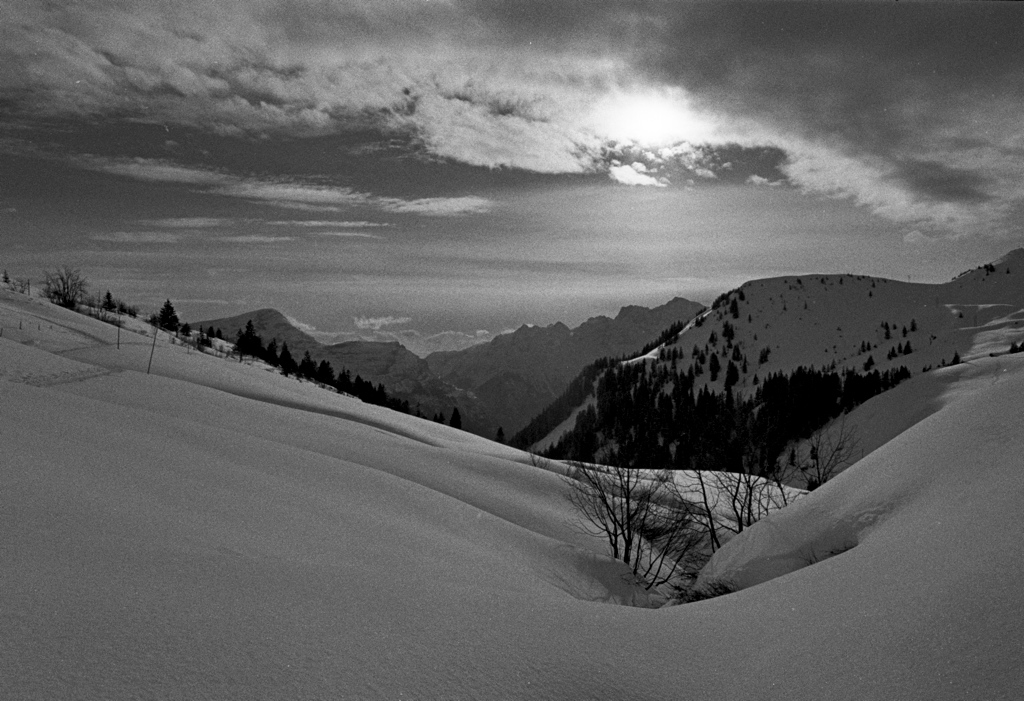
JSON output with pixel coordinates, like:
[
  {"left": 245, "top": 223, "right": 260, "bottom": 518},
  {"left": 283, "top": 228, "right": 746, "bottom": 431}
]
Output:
[{"left": 2, "top": 1, "right": 1023, "bottom": 354}]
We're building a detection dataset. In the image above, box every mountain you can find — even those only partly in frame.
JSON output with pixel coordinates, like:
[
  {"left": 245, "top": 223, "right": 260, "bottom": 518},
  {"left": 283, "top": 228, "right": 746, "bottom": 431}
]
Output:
[
  {"left": 525, "top": 249, "right": 1024, "bottom": 458},
  {"left": 426, "top": 296, "right": 705, "bottom": 436},
  {"left": 3, "top": 276, "right": 1023, "bottom": 699},
  {"left": 197, "top": 308, "right": 321, "bottom": 356},
  {"left": 198, "top": 297, "right": 705, "bottom": 438},
  {"left": 196, "top": 308, "right": 475, "bottom": 424}
]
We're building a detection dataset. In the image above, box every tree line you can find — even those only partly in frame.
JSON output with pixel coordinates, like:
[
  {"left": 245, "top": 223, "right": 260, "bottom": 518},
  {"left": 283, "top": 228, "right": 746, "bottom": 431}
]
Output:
[
  {"left": 228, "top": 319, "right": 414, "bottom": 413},
  {"left": 539, "top": 359, "right": 910, "bottom": 479}
]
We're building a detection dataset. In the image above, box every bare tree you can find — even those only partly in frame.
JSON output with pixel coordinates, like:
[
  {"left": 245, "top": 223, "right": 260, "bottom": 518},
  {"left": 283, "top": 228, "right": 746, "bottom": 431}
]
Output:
[
  {"left": 564, "top": 461, "right": 703, "bottom": 590},
  {"left": 795, "top": 417, "right": 861, "bottom": 490},
  {"left": 42, "top": 266, "right": 87, "bottom": 309},
  {"left": 686, "top": 413, "right": 801, "bottom": 553},
  {"left": 689, "top": 463, "right": 795, "bottom": 553}
]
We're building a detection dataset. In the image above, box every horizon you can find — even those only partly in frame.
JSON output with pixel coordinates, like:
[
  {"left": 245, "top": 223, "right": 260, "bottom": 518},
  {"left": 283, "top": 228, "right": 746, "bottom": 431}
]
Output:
[{"left": 3, "top": 2, "right": 1023, "bottom": 355}]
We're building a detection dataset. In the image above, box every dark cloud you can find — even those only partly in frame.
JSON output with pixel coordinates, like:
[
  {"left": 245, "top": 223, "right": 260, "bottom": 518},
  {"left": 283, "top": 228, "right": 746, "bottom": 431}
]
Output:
[
  {"left": 646, "top": 3, "right": 1024, "bottom": 151},
  {"left": 889, "top": 160, "right": 993, "bottom": 206}
]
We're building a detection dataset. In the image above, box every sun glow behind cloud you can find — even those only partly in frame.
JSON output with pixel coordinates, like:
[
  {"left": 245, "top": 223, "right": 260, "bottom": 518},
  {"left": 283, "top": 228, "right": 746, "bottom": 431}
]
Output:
[{"left": 590, "top": 88, "right": 716, "bottom": 147}]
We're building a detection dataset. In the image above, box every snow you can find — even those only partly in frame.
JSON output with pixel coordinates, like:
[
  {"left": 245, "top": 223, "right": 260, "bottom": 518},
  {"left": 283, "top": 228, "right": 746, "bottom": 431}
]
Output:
[{"left": 2, "top": 286, "right": 1023, "bottom": 699}]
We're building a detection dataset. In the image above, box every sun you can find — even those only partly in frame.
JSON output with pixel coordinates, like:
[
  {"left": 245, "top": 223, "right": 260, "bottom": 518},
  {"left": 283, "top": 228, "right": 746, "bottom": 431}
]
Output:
[{"left": 593, "top": 88, "right": 713, "bottom": 146}]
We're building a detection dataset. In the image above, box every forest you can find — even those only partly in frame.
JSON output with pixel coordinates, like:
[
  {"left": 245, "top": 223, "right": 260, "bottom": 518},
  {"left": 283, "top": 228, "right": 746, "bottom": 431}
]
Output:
[{"left": 533, "top": 357, "right": 913, "bottom": 486}]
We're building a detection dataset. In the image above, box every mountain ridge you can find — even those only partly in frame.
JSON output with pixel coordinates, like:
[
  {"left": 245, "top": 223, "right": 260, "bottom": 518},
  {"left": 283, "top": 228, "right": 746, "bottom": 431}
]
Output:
[
  {"left": 524, "top": 249, "right": 1024, "bottom": 454},
  {"left": 425, "top": 296, "right": 705, "bottom": 435},
  {"left": 197, "top": 296, "right": 705, "bottom": 437}
]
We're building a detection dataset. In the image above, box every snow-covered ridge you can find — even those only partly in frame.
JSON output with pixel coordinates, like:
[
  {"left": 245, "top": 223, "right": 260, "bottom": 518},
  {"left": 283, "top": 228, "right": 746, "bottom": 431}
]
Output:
[{"left": 536, "top": 251, "right": 1024, "bottom": 451}]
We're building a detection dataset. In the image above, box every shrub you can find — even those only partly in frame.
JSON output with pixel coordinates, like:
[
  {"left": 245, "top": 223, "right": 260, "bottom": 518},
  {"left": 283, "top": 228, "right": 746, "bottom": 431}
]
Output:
[{"left": 42, "top": 266, "right": 87, "bottom": 309}]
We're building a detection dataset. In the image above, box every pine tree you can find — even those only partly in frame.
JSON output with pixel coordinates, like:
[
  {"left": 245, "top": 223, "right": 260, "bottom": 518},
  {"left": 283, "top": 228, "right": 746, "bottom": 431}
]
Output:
[
  {"left": 708, "top": 352, "right": 721, "bottom": 381},
  {"left": 236, "top": 320, "right": 261, "bottom": 361},
  {"left": 724, "top": 360, "right": 739, "bottom": 390},
  {"left": 157, "top": 300, "right": 180, "bottom": 332},
  {"left": 449, "top": 407, "right": 462, "bottom": 430},
  {"left": 278, "top": 342, "right": 297, "bottom": 376},
  {"left": 264, "top": 338, "right": 279, "bottom": 366},
  {"left": 496, "top": 426, "right": 506, "bottom": 444},
  {"left": 316, "top": 359, "right": 336, "bottom": 385},
  {"left": 102, "top": 290, "right": 117, "bottom": 312},
  {"left": 299, "top": 351, "right": 317, "bottom": 378}
]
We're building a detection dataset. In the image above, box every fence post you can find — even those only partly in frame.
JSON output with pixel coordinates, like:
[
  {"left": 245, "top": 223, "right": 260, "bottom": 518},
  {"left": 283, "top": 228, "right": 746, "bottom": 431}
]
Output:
[{"left": 147, "top": 327, "right": 158, "bottom": 374}]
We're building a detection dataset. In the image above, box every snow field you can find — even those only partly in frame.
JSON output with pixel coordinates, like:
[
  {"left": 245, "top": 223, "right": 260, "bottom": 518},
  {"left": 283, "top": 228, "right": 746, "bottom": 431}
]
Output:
[{"left": 2, "top": 287, "right": 1023, "bottom": 699}]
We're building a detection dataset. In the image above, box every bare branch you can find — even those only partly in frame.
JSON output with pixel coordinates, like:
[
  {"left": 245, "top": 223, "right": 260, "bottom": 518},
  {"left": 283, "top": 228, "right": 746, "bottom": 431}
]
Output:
[{"left": 42, "top": 266, "right": 87, "bottom": 309}]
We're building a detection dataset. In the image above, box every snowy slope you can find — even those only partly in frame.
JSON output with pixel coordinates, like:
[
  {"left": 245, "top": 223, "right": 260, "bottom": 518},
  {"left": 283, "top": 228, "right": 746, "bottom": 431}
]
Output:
[
  {"left": 660, "top": 249, "right": 1024, "bottom": 390},
  {"left": 2, "top": 286, "right": 1023, "bottom": 699},
  {"left": 535, "top": 250, "right": 1024, "bottom": 451}
]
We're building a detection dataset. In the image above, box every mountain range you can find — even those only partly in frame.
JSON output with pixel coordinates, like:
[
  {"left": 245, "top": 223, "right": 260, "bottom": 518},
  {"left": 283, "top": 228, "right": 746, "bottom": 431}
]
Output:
[{"left": 197, "top": 296, "right": 704, "bottom": 437}]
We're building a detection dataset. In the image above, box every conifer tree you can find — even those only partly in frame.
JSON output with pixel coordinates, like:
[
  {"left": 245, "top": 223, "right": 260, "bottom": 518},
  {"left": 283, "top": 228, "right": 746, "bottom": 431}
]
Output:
[
  {"left": 264, "top": 338, "right": 279, "bottom": 366},
  {"left": 449, "top": 407, "right": 462, "bottom": 430},
  {"left": 316, "top": 359, "right": 336, "bottom": 385},
  {"left": 708, "top": 352, "right": 721, "bottom": 381},
  {"left": 278, "top": 342, "right": 297, "bottom": 376},
  {"left": 236, "top": 320, "right": 262, "bottom": 361},
  {"left": 157, "top": 299, "right": 180, "bottom": 332},
  {"left": 299, "top": 351, "right": 317, "bottom": 379},
  {"left": 724, "top": 360, "right": 739, "bottom": 390}
]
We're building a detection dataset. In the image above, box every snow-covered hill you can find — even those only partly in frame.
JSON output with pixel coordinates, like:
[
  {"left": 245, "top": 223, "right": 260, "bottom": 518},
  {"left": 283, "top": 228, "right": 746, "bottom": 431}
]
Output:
[
  {"left": 658, "top": 249, "right": 1024, "bottom": 390},
  {"left": 2, "top": 284, "right": 1022, "bottom": 699},
  {"left": 533, "top": 249, "right": 1024, "bottom": 452}
]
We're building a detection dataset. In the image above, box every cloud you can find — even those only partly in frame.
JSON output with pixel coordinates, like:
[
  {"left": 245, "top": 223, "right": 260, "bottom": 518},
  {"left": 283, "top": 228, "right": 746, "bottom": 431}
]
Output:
[
  {"left": 79, "top": 156, "right": 493, "bottom": 216},
  {"left": 353, "top": 315, "right": 413, "bottom": 331},
  {"left": 284, "top": 315, "right": 318, "bottom": 335},
  {"left": 267, "top": 220, "right": 389, "bottom": 227},
  {"left": 608, "top": 163, "right": 666, "bottom": 187},
  {"left": 888, "top": 160, "right": 993, "bottom": 205},
  {"left": 86, "top": 159, "right": 229, "bottom": 185},
  {"left": 746, "top": 175, "right": 781, "bottom": 187},
  {"left": 215, "top": 235, "right": 294, "bottom": 244},
  {"left": 378, "top": 196, "right": 492, "bottom": 216},
  {"left": 5, "top": 1, "right": 1024, "bottom": 236},
  {"left": 313, "top": 231, "right": 383, "bottom": 239},
  {"left": 329, "top": 326, "right": 506, "bottom": 356},
  {"left": 903, "top": 230, "right": 934, "bottom": 245},
  {"left": 90, "top": 231, "right": 182, "bottom": 244},
  {"left": 137, "top": 217, "right": 232, "bottom": 228}
]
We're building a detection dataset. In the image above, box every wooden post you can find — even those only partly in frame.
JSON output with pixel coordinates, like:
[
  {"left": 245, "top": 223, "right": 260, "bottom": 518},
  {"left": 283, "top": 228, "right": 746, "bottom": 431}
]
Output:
[{"left": 147, "top": 326, "right": 158, "bottom": 374}]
